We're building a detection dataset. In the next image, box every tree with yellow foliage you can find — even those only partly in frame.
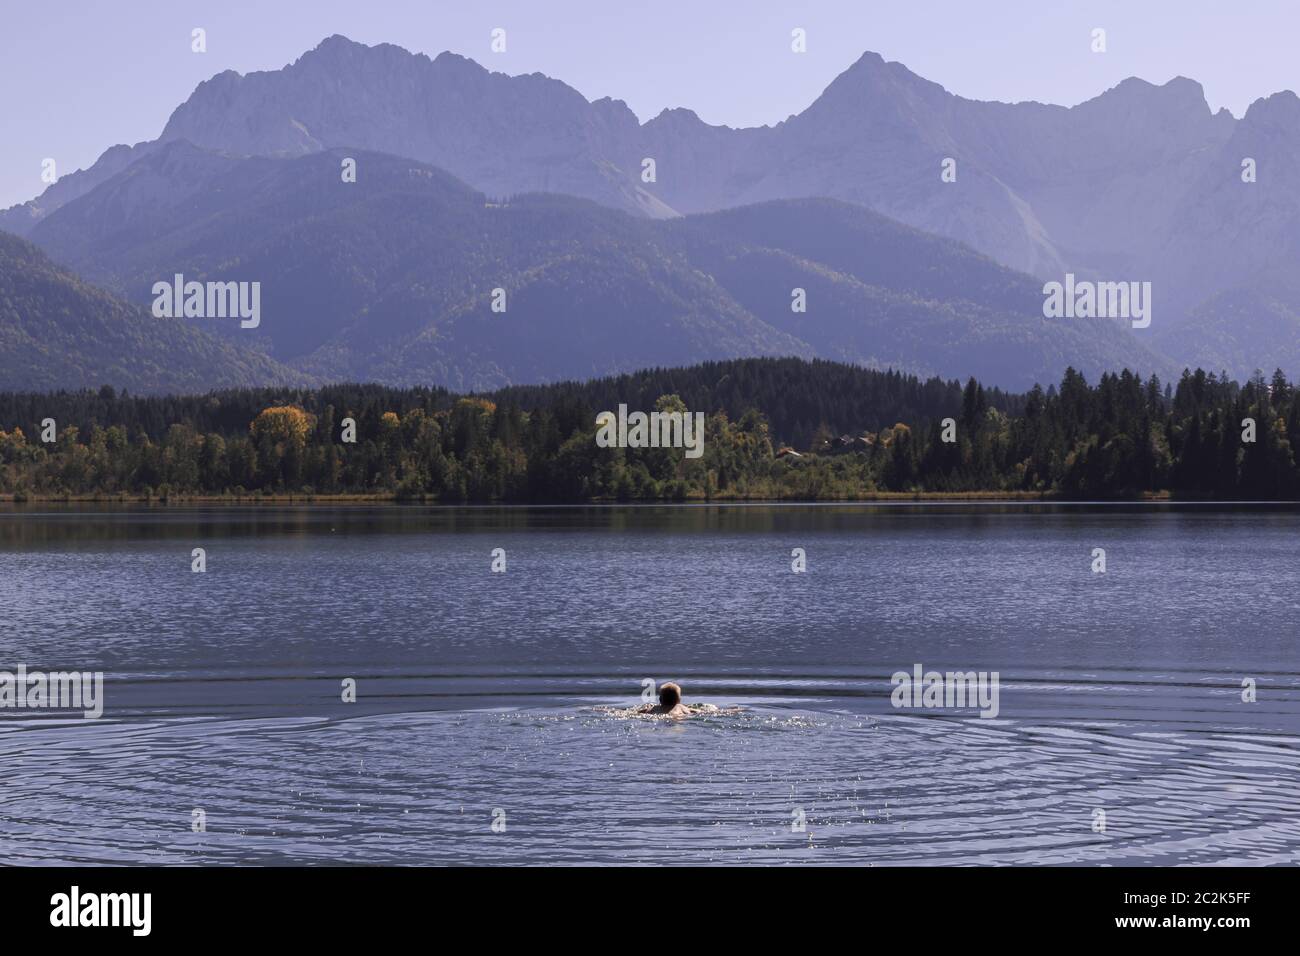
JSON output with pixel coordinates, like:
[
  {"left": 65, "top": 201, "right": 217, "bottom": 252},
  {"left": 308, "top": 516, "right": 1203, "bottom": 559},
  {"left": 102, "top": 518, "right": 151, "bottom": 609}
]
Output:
[{"left": 250, "top": 406, "right": 315, "bottom": 444}]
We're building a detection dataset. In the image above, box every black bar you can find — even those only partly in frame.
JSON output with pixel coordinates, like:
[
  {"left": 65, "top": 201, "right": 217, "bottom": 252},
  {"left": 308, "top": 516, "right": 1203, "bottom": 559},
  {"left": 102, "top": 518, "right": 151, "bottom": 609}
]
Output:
[{"left": 2, "top": 865, "right": 1279, "bottom": 941}]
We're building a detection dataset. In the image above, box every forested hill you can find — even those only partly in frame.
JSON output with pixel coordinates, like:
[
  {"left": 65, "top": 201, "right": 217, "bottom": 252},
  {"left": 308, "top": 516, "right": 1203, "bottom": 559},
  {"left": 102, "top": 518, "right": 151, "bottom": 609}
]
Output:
[
  {"left": 0, "top": 230, "right": 308, "bottom": 393},
  {"left": 1, "top": 358, "right": 1297, "bottom": 501}
]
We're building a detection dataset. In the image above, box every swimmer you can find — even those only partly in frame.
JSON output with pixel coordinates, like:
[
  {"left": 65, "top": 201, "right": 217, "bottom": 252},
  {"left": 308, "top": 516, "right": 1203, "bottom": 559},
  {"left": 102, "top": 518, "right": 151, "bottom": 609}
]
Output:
[
  {"left": 639, "top": 681, "right": 690, "bottom": 717},
  {"left": 635, "top": 682, "right": 722, "bottom": 719}
]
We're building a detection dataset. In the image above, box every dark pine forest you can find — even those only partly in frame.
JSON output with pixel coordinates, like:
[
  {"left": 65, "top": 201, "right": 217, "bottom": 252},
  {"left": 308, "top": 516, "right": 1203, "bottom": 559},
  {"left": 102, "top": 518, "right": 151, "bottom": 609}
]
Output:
[{"left": 1, "top": 358, "right": 1297, "bottom": 501}]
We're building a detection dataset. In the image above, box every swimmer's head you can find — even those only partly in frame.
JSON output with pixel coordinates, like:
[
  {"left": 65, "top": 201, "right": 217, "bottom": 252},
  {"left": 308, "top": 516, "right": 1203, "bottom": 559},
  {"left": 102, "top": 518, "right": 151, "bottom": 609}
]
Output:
[{"left": 658, "top": 682, "right": 682, "bottom": 708}]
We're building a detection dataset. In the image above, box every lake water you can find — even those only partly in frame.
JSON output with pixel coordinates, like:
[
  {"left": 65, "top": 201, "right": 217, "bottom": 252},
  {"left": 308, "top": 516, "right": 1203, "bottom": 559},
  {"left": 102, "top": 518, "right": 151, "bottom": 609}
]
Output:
[{"left": 1, "top": 503, "right": 1297, "bottom": 865}]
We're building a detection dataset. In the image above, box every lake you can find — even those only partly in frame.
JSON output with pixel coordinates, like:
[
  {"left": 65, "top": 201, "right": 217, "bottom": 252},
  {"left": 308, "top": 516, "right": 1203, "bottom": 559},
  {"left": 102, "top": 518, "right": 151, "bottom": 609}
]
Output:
[{"left": 1, "top": 503, "right": 1297, "bottom": 865}]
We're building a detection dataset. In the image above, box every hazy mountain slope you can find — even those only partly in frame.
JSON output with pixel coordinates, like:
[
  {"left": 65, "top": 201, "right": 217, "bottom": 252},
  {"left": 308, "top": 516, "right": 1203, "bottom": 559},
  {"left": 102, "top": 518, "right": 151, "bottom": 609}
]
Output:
[
  {"left": 27, "top": 144, "right": 1169, "bottom": 390},
  {"left": 0, "top": 141, "right": 159, "bottom": 239},
  {"left": 29, "top": 145, "right": 809, "bottom": 390},
  {"left": 0, "top": 231, "right": 310, "bottom": 393},
  {"left": 673, "top": 198, "right": 1036, "bottom": 309},
  {"left": 670, "top": 199, "right": 1172, "bottom": 386},
  {"left": 159, "top": 37, "right": 675, "bottom": 219},
  {"left": 1152, "top": 286, "right": 1300, "bottom": 381},
  {"left": 638, "top": 53, "right": 1069, "bottom": 277},
  {"left": 1150, "top": 91, "right": 1300, "bottom": 323}
]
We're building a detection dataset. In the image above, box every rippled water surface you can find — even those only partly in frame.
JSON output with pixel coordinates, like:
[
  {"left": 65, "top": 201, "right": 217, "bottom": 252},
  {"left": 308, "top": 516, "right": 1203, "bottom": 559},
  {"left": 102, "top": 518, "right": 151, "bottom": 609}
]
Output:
[{"left": 1, "top": 503, "right": 1297, "bottom": 864}]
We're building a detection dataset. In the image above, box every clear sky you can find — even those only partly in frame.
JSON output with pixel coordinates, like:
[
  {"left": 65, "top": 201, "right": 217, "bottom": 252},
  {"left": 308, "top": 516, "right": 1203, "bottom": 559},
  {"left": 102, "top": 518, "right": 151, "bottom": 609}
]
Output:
[{"left": 2, "top": 0, "right": 1298, "bottom": 208}]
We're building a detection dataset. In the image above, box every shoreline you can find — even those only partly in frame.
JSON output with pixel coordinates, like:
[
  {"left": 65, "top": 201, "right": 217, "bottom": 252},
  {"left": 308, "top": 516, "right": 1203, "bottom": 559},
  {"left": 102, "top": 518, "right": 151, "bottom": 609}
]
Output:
[{"left": 14, "top": 491, "right": 1300, "bottom": 508}]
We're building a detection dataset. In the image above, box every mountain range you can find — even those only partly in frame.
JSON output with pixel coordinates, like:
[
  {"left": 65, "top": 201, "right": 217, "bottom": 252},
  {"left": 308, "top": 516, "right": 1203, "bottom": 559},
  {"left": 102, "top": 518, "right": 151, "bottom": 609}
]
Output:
[
  {"left": 2, "top": 35, "right": 1295, "bottom": 392},
  {"left": 17, "top": 142, "right": 1168, "bottom": 391}
]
